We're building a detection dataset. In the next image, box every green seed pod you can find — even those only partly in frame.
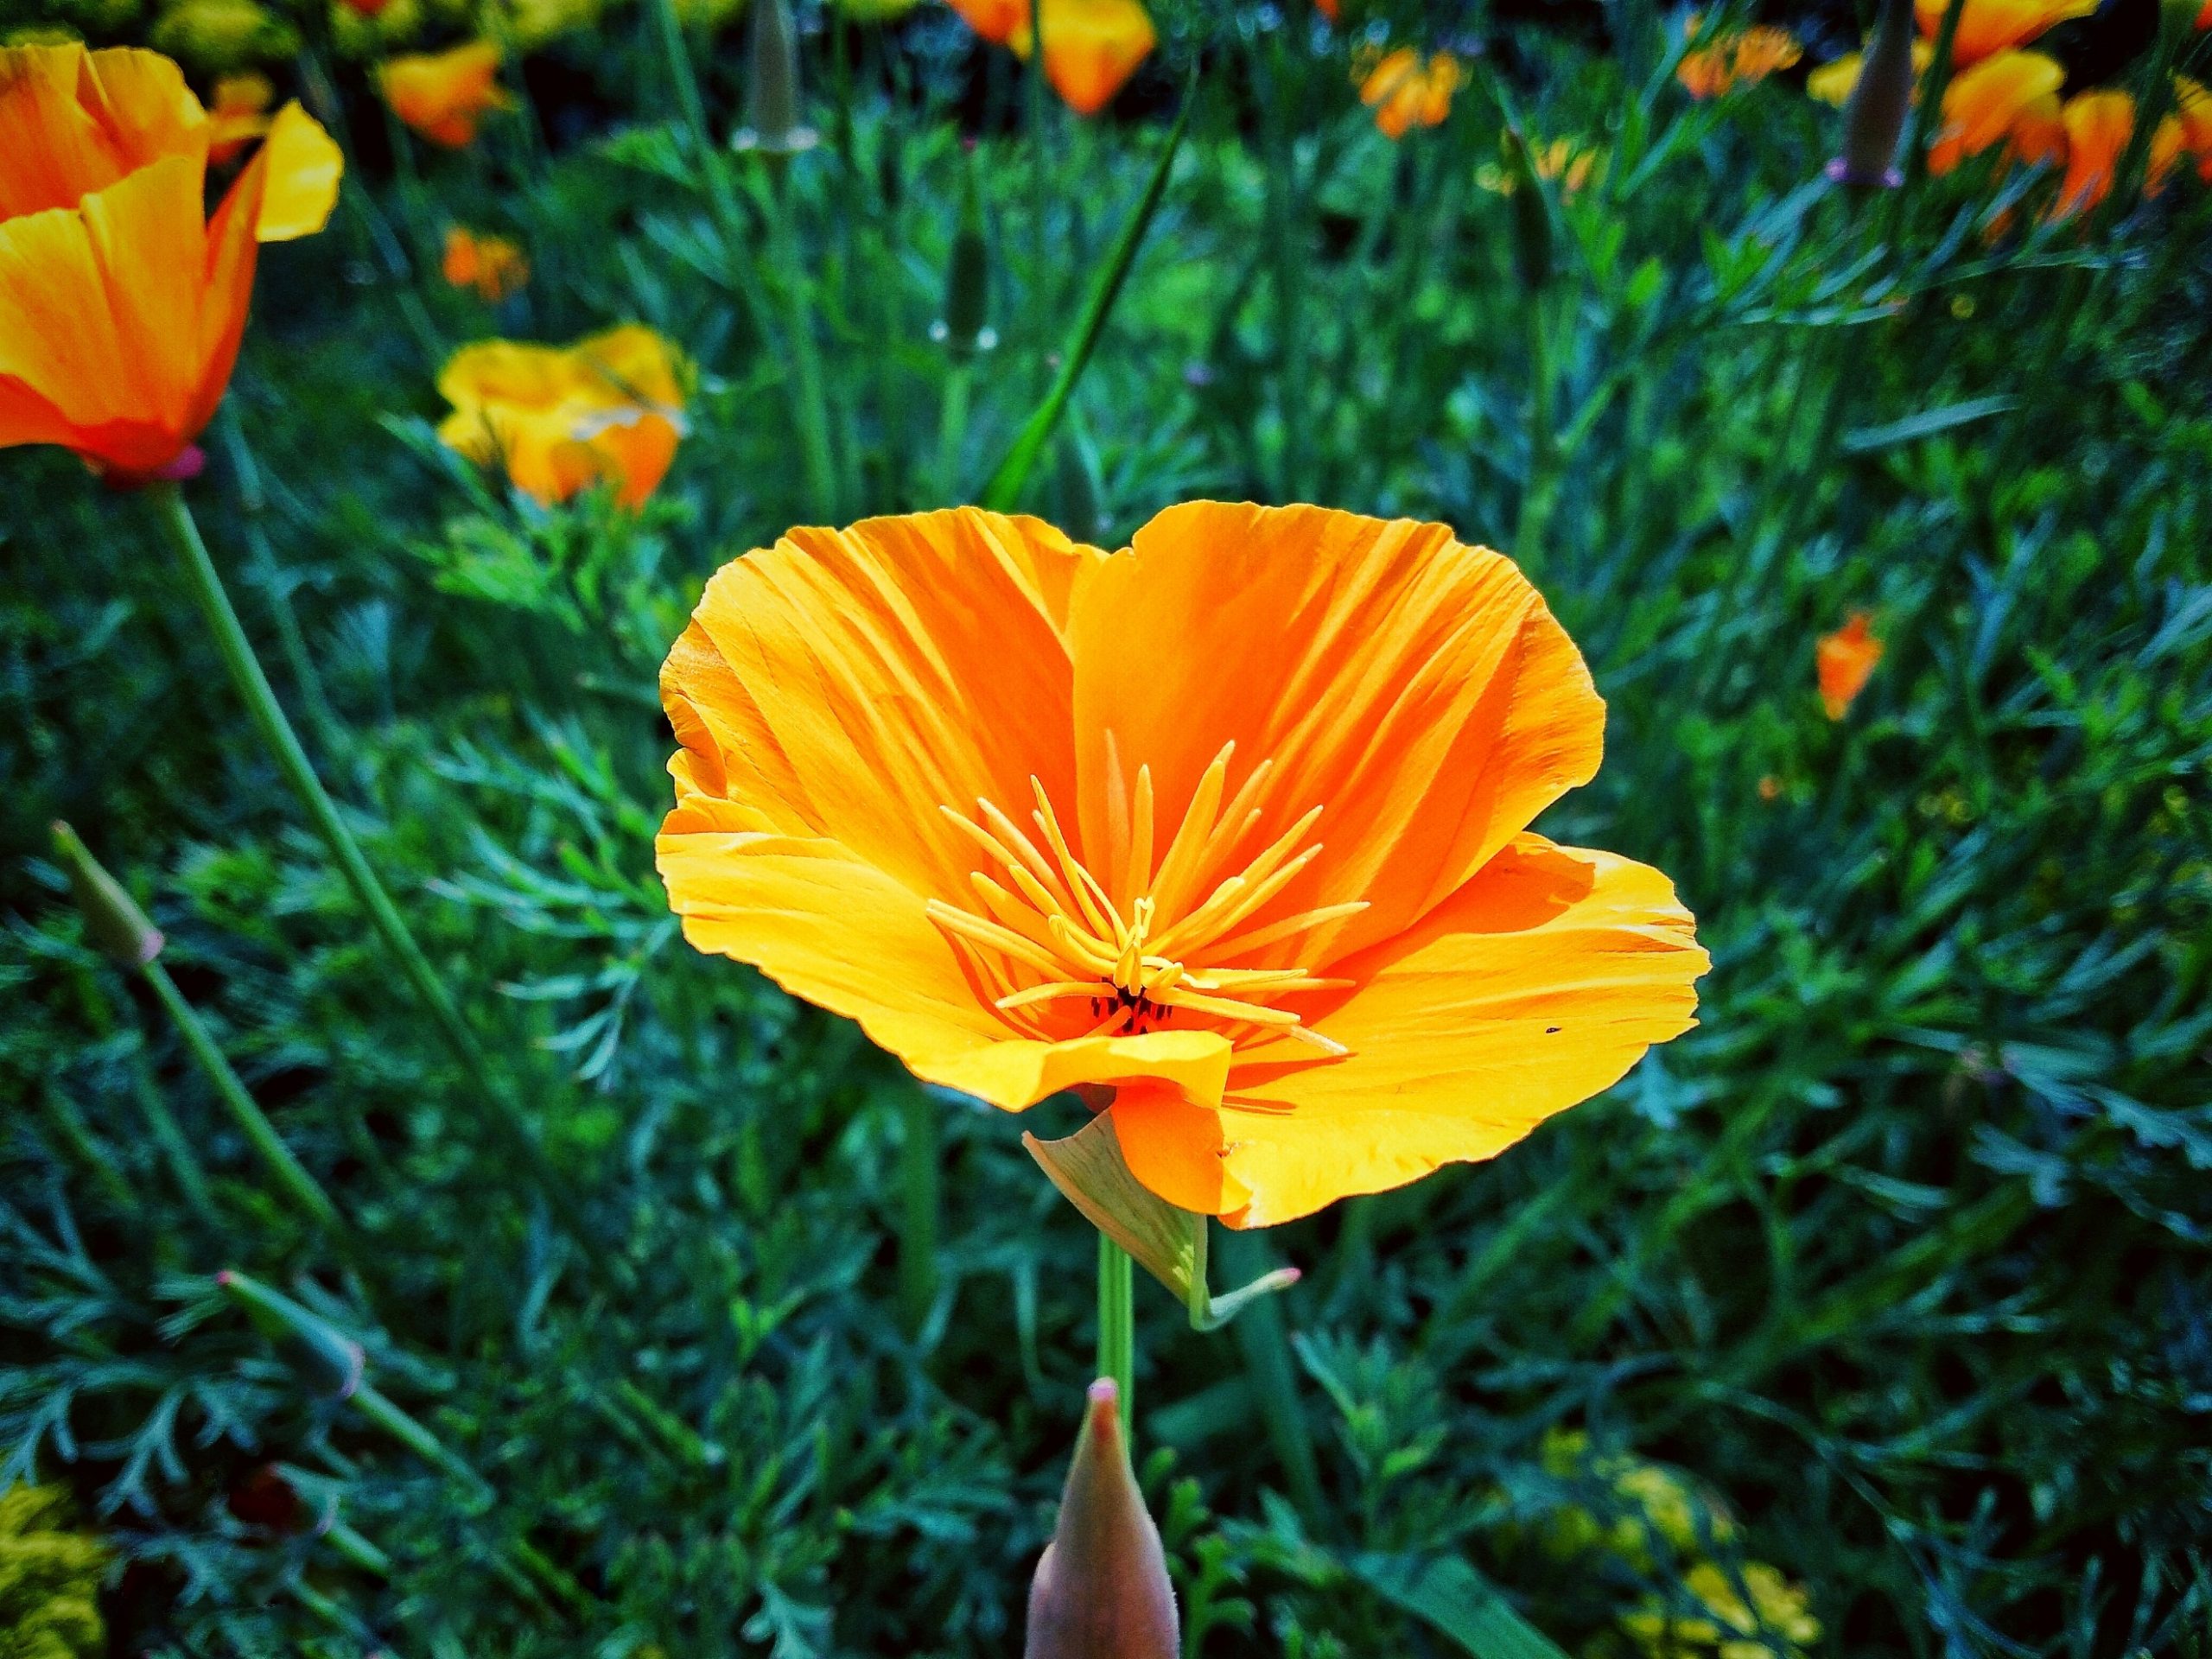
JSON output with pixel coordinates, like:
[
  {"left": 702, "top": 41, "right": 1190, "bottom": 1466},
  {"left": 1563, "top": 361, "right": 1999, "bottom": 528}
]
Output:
[
  {"left": 219, "top": 1269, "right": 366, "bottom": 1401},
  {"left": 1831, "top": 0, "right": 1913, "bottom": 189},
  {"left": 1023, "top": 1379, "right": 1179, "bottom": 1659},
  {"left": 50, "top": 821, "right": 163, "bottom": 968},
  {"left": 1501, "top": 130, "right": 1554, "bottom": 292},
  {"left": 734, "top": 0, "right": 819, "bottom": 156}
]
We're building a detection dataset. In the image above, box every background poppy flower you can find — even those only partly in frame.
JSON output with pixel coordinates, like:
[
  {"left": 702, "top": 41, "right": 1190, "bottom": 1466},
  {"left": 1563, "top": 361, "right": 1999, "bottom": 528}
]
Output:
[
  {"left": 378, "top": 41, "right": 511, "bottom": 148},
  {"left": 2050, "top": 87, "right": 2131, "bottom": 218},
  {"left": 1358, "top": 47, "right": 1462, "bottom": 138},
  {"left": 1817, "top": 613, "right": 1884, "bottom": 719},
  {"left": 1913, "top": 0, "right": 2098, "bottom": 67},
  {"left": 206, "top": 68, "right": 271, "bottom": 162},
  {"left": 658, "top": 503, "right": 1707, "bottom": 1227},
  {"left": 947, "top": 0, "right": 1029, "bottom": 43},
  {"left": 1677, "top": 17, "right": 1801, "bottom": 99},
  {"left": 2148, "top": 77, "right": 2212, "bottom": 190},
  {"left": 1927, "top": 50, "right": 2063, "bottom": 174},
  {"left": 442, "top": 225, "right": 529, "bottom": 301},
  {"left": 435, "top": 324, "right": 689, "bottom": 508},
  {"left": 0, "top": 43, "right": 340, "bottom": 480},
  {"left": 1007, "top": 0, "right": 1156, "bottom": 117}
]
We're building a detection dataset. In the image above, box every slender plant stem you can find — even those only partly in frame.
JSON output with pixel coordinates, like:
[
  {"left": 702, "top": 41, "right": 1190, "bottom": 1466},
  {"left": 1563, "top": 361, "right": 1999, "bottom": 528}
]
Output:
[
  {"left": 762, "top": 170, "right": 842, "bottom": 522},
  {"left": 150, "top": 483, "right": 554, "bottom": 1192},
  {"left": 652, "top": 0, "right": 717, "bottom": 167},
  {"left": 1027, "top": 0, "right": 1051, "bottom": 365},
  {"left": 216, "top": 411, "right": 339, "bottom": 752},
  {"left": 141, "top": 958, "right": 344, "bottom": 1234},
  {"left": 1514, "top": 287, "right": 1557, "bottom": 567},
  {"left": 1096, "top": 1233, "right": 1135, "bottom": 1426},
  {"left": 937, "top": 361, "right": 973, "bottom": 500},
  {"left": 898, "top": 1085, "right": 940, "bottom": 1338}
]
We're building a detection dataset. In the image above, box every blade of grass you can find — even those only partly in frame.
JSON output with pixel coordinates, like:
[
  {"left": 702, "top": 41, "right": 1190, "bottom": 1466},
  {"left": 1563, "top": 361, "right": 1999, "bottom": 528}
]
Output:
[{"left": 978, "top": 62, "right": 1197, "bottom": 512}]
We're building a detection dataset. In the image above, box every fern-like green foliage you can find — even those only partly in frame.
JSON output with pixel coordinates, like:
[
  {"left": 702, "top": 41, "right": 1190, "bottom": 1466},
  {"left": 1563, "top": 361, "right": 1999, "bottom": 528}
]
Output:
[{"left": 0, "top": 1485, "right": 107, "bottom": 1659}]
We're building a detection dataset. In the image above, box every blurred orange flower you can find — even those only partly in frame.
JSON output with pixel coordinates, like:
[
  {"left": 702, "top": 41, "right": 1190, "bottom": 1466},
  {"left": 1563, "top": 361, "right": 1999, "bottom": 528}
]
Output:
[
  {"left": 1315, "top": 0, "right": 1339, "bottom": 17},
  {"left": 2148, "top": 77, "right": 2212, "bottom": 191},
  {"left": 0, "top": 43, "right": 340, "bottom": 481},
  {"left": 1676, "top": 16, "right": 1801, "bottom": 100},
  {"left": 436, "top": 325, "right": 689, "bottom": 508},
  {"left": 1913, "top": 0, "right": 2097, "bottom": 67},
  {"left": 379, "top": 41, "right": 512, "bottom": 148},
  {"left": 1358, "top": 47, "right": 1462, "bottom": 138},
  {"left": 2049, "top": 87, "right": 2130, "bottom": 219},
  {"left": 1927, "top": 49, "right": 2062, "bottom": 174},
  {"left": 2005, "top": 90, "right": 2067, "bottom": 165},
  {"left": 1477, "top": 136, "right": 1601, "bottom": 199},
  {"left": 442, "top": 225, "right": 530, "bottom": 302},
  {"left": 657, "top": 502, "right": 1708, "bottom": 1227},
  {"left": 207, "top": 69, "right": 271, "bottom": 162},
  {"left": 1817, "top": 613, "right": 1883, "bottom": 720},
  {"left": 1010, "top": 0, "right": 1154, "bottom": 116},
  {"left": 946, "top": 0, "right": 1027, "bottom": 41}
]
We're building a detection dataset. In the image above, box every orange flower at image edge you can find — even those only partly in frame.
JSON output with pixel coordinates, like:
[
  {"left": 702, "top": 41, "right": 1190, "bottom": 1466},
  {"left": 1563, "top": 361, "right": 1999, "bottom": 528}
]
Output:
[
  {"left": 658, "top": 504, "right": 1709, "bottom": 1228},
  {"left": 949, "top": 0, "right": 1156, "bottom": 117},
  {"left": 1817, "top": 613, "right": 1884, "bottom": 720},
  {"left": 380, "top": 41, "right": 512, "bottom": 148},
  {"left": 0, "top": 44, "right": 341, "bottom": 481},
  {"left": 1913, "top": 0, "right": 2097, "bottom": 67},
  {"left": 436, "top": 325, "right": 689, "bottom": 509}
]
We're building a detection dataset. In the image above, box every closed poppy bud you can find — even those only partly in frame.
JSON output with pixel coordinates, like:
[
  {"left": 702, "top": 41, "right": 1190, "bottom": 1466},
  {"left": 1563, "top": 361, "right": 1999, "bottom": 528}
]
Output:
[
  {"left": 50, "top": 823, "right": 163, "bottom": 969},
  {"left": 734, "top": 0, "right": 818, "bottom": 156},
  {"left": 218, "top": 1269, "right": 366, "bottom": 1401},
  {"left": 1024, "top": 1379, "right": 1179, "bottom": 1659},
  {"left": 938, "top": 156, "right": 992, "bottom": 355},
  {"left": 1817, "top": 613, "right": 1884, "bottom": 720},
  {"left": 1499, "top": 129, "right": 1554, "bottom": 290},
  {"left": 1831, "top": 0, "right": 1915, "bottom": 187}
]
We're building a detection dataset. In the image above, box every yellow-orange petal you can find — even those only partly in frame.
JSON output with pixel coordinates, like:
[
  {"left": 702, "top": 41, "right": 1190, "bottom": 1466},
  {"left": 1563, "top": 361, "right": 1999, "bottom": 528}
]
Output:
[
  {"left": 1928, "top": 49, "right": 2063, "bottom": 175},
  {"left": 2050, "top": 87, "right": 2131, "bottom": 219},
  {"left": 1807, "top": 51, "right": 1865, "bottom": 106},
  {"left": 1915, "top": 0, "right": 2098, "bottom": 65},
  {"left": 1815, "top": 612, "right": 1883, "bottom": 719},
  {"left": 948, "top": 0, "right": 1028, "bottom": 44},
  {"left": 0, "top": 150, "right": 213, "bottom": 472},
  {"left": 664, "top": 508, "right": 1098, "bottom": 906},
  {"left": 249, "top": 100, "right": 340, "bottom": 241},
  {"left": 0, "top": 43, "right": 209, "bottom": 219},
  {"left": 1109, "top": 837, "right": 1706, "bottom": 1225},
  {"left": 2004, "top": 90, "right": 2067, "bottom": 167},
  {"left": 1009, "top": 0, "right": 1155, "bottom": 116},
  {"left": 1065, "top": 502, "right": 1605, "bottom": 966},
  {"left": 379, "top": 41, "right": 510, "bottom": 148},
  {"left": 1360, "top": 47, "right": 1459, "bottom": 138}
]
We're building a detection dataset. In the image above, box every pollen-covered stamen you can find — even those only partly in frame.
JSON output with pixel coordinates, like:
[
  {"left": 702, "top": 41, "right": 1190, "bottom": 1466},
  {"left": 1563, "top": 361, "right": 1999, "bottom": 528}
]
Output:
[{"left": 928, "top": 747, "right": 1363, "bottom": 1055}]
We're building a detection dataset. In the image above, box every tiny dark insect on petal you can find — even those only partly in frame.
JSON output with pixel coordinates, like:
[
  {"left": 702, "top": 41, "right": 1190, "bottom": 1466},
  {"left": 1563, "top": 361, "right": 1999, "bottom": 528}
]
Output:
[{"left": 1546, "top": 1026, "right": 1561, "bottom": 1034}]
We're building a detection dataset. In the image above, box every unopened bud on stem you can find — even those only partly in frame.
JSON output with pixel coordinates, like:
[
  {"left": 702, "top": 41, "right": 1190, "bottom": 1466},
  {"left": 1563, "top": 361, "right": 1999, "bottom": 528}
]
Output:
[
  {"left": 51, "top": 821, "right": 164, "bottom": 968},
  {"left": 733, "top": 0, "right": 819, "bottom": 156},
  {"left": 1829, "top": 0, "right": 1914, "bottom": 189},
  {"left": 1500, "top": 129, "right": 1554, "bottom": 291},
  {"left": 1024, "top": 1379, "right": 1179, "bottom": 1659}
]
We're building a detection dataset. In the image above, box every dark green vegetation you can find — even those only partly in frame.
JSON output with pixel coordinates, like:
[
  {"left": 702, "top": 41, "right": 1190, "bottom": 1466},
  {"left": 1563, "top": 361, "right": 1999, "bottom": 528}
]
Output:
[{"left": 4, "top": 2, "right": 2211, "bottom": 1653}]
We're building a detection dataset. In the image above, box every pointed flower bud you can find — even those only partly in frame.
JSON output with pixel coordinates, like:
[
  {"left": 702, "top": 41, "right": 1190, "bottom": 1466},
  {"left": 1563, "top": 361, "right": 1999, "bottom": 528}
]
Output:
[
  {"left": 1829, "top": 0, "right": 1915, "bottom": 188},
  {"left": 733, "top": 0, "right": 820, "bottom": 156},
  {"left": 1024, "top": 1379, "right": 1179, "bottom": 1659},
  {"left": 50, "top": 822, "right": 163, "bottom": 968},
  {"left": 218, "top": 1269, "right": 366, "bottom": 1401}
]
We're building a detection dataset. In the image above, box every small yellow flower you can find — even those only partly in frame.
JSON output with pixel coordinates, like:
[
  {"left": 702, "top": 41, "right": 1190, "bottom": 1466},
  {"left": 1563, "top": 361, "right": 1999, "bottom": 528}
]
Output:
[
  {"left": 1477, "top": 136, "right": 1600, "bottom": 198},
  {"left": 1620, "top": 1561, "right": 1821, "bottom": 1659},
  {"left": 1357, "top": 45, "right": 1462, "bottom": 138},
  {"left": 1677, "top": 15, "right": 1801, "bottom": 99}
]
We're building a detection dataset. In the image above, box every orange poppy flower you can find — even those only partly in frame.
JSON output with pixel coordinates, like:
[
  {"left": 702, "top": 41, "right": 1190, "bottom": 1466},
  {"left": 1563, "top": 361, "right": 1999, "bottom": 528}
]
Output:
[
  {"left": 207, "top": 69, "right": 271, "bottom": 162},
  {"left": 2148, "top": 77, "right": 2212, "bottom": 192},
  {"left": 2048, "top": 87, "right": 2130, "bottom": 219},
  {"left": 946, "top": 0, "right": 1027, "bottom": 41},
  {"left": 1816, "top": 613, "right": 1883, "bottom": 720},
  {"left": 442, "top": 225, "right": 530, "bottom": 302},
  {"left": 1927, "top": 49, "right": 2063, "bottom": 174},
  {"left": 1315, "top": 0, "right": 1339, "bottom": 16},
  {"left": 1912, "top": 0, "right": 2097, "bottom": 67},
  {"left": 0, "top": 43, "right": 340, "bottom": 481},
  {"left": 1006, "top": 0, "right": 1156, "bottom": 117},
  {"left": 656, "top": 504, "right": 1708, "bottom": 1227},
  {"left": 436, "top": 325, "right": 689, "bottom": 509},
  {"left": 378, "top": 41, "right": 512, "bottom": 148},
  {"left": 1357, "top": 47, "right": 1462, "bottom": 138},
  {"left": 2005, "top": 90, "right": 2067, "bottom": 165},
  {"left": 1676, "top": 16, "right": 1802, "bottom": 100}
]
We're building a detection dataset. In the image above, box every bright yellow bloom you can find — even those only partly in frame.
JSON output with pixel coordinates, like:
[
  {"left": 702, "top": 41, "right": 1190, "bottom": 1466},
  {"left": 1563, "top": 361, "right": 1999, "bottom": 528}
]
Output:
[
  {"left": 656, "top": 504, "right": 1707, "bottom": 1227},
  {"left": 442, "top": 225, "right": 529, "bottom": 301},
  {"left": 378, "top": 41, "right": 511, "bottom": 148},
  {"left": 1816, "top": 613, "right": 1883, "bottom": 720},
  {"left": 1357, "top": 47, "right": 1462, "bottom": 138},
  {"left": 1676, "top": 16, "right": 1801, "bottom": 100},
  {"left": 1806, "top": 38, "right": 1933, "bottom": 105},
  {"left": 1927, "top": 49, "right": 2063, "bottom": 174},
  {"left": 436, "top": 325, "right": 689, "bottom": 509},
  {"left": 1008, "top": 0, "right": 1156, "bottom": 117},
  {"left": 0, "top": 43, "right": 340, "bottom": 480},
  {"left": 1620, "top": 1561, "right": 1821, "bottom": 1659},
  {"left": 1914, "top": 0, "right": 2097, "bottom": 66}
]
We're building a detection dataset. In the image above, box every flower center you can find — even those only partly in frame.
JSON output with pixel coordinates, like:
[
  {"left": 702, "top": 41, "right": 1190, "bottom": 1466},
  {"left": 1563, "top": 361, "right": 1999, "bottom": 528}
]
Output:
[{"left": 926, "top": 740, "right": 1361, "bottom": 1057}]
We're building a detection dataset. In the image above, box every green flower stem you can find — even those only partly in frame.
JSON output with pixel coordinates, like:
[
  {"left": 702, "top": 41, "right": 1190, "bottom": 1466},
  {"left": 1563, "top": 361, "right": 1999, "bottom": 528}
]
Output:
[
  {"left": 1096, "top": 1232, "right": 1135, "bottom": 1427},
  {"left": 1514, "top": 288, "right": 1558, "bottom": 569},
  {"left": 651, "top": 0, "right": 718, "bottom": 169},
  {"left": 215, "top": 411, "right": 339, "bottom": 753},
  {"left": 937, "top": 360, "right": 974, "bottom": 500},
  {"left": 1027, "top": 0, "right": 1052, "bottom": 364},
  {"left": 150, "top": 483, "right": 556, "bottom": 1198},
  {"left": 1883, "top": 0, "right": 1967, "bottom": 248},
  {"left": 761, "top": 171, "right": 842, "bottom": 523},
  {"left": 139, "top": 957, "right": 344, "bottom": 1236}
]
